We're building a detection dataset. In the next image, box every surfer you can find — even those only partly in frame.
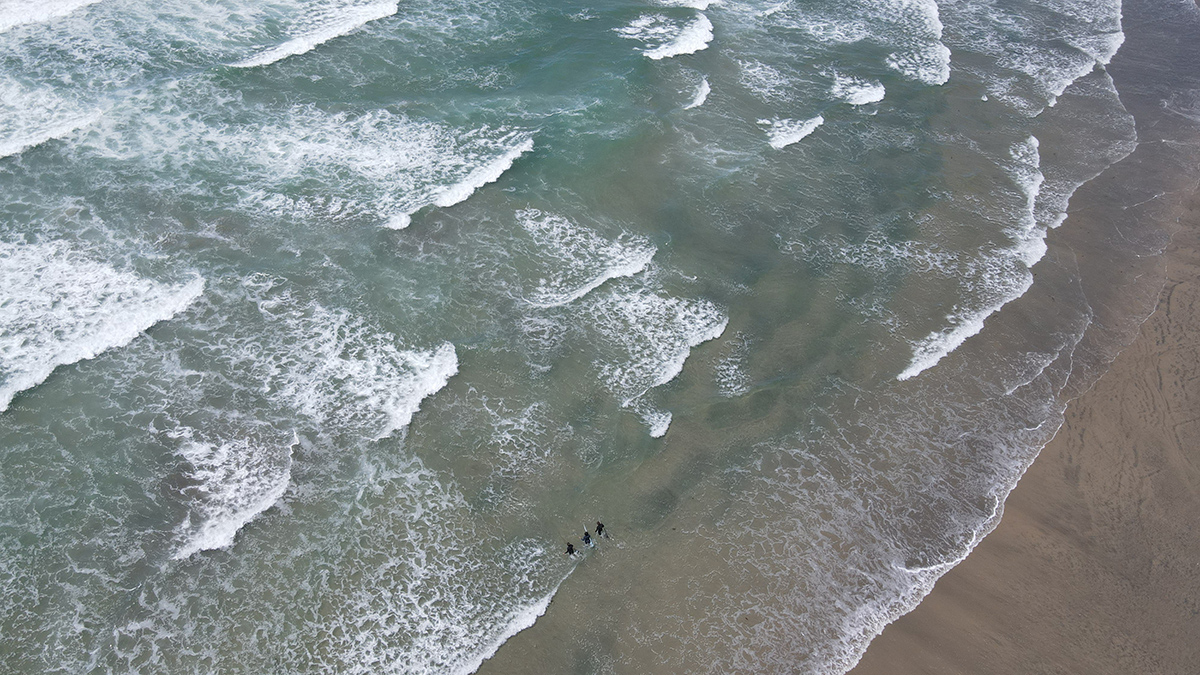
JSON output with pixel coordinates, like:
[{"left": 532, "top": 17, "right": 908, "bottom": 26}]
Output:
[
  {"left": 595, "top": 521, "right": 606, "bottom": 538},
  {"left": 566, "top": 542, "right": 575, "bottom": 556},
  {"left": 581, "top": 530, "right": 592, "bottom": 547}
]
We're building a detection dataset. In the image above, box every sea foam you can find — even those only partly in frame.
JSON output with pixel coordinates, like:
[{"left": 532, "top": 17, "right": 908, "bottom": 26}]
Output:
[
  {"left": 584, "top": 286, "right": 727, "bottom": 434},
  {"left": 242, "top": 290, "right": 460, "bottom": 440},
  {"left": 0, "top": 241, "right": 204, "bottom": 411},
  {"left": 715, "top": 332, "right": 752, "bottom": 397},
  {"left": 831, "top": 73, "right": 885, "bottom": 105},
  {"left": 882, "top": 0, "right": 951, "bottom": 86},
  {"left": 944, "top": 0, "right": 1124, "bottom": 111},
  {"left": 450, "top": 573, "right": 569, "bottom": 675},
  {"left": 172, "top": 435, "right": 294, "bottom": 559},
  {"left": 432, "top": 137, "right": 534, "bottom": 209},
  {"left": 759, "top": 116, "right": 824, "bottom": 149},
  {"left": 897, "top": 298, "right": 1014, "bottom": 381},
  {"left": 658, "top": 0, "right": 719, "bottom": 9},
  {"left": 75, "top": 88, "right": 530, "bottom": 231},
  {"left": 1007, "top": 136, "right": 1047, "bottom": 265},
  {"left": 0, "top": 80, "right": 104, "bottom": 159},
  {"left": 684, "top": 77, "right": 711, "bottom": 109},
  {"left": 617, "top": 12, "right": 714, "bottom": 61},
  {"left": 517, "top": 209, "right": 656, "bottom": 308},
  {"left": 231, "top": 1, "right": 399, "bottom": 68},
  {"left": 633, "top": 400, "right": 673, "bottom": 438},
  {"left": 388, "top": 134, "right": 533, "bottom": 227},
  {"left": 897, "top": 136, "right": 1048, "bottom": 381},
  {"left": 646, "top": 13, "right": 713, "bottom": 60},
  {"left": 738, "top": 59, "right": 790, "bottom": 102},
  {"left": 0, "top": 0, "right": 102, "bottom": 33}
]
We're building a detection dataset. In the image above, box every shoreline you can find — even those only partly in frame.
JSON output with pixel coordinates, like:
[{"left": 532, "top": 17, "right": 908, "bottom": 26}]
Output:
[
  {"left": 849, "top": 3, "right": 1200, "bottom": 661},
  {"left": 850, "top": 181, "right": 1200, "bottom": 674},
  {"left": 851, "top": 1, "right": 1200, "bottom": 671}
]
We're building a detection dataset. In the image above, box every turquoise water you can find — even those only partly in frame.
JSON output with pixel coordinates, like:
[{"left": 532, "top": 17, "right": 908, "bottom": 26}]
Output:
[{"left": 0, "top": 0, "right": 1191, "bottom": 672}]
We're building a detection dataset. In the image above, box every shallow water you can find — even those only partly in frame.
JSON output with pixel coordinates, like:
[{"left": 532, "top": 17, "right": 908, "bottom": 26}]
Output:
[{"left": 1, "top": 0, "right": 1196, "bottom": 672}]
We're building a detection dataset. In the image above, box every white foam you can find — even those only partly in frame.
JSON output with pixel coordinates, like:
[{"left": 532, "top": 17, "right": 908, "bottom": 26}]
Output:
[
  {"left": 715, "top": 332, "right": 752, "bottom": 397},
  {"left": 374, "top": 343, "right": 459, "bottom": 439},
  {"left": 647, "top": 13, "right": 713, "bottom": 60},
  {"left": 78, "top": 92, "right": 530, "bottom": 229},
  {"left": 759, "top": 116, "right": 824, "bottom": 149},
  {"left": 753, "top": 0, "right": 947, "bottom": 86},
  {"left": 636, "top": 402, "right": 673, "bottom": 438},
  {"left": 162, "top": 453, "right": 571, "bottom": 675},
  {"left": 793, "top": 17, "right": 872, "bottom": 44},
  {"left": 0, "top": 241, "right": 204, "bottom": 411},
  {"left": 617, "top": 12, "right": 714, "bottom": 61},
  {"left": 658, "top": 0, "right": 720, "bottom": 9},
  {"left": 237, "top": 284, "right": 460, "bottom": 440},
  {"left": 737, "top": 59, "right": 790, "bottom": 102},
  {"left": 385, "top": 212, "right": 413, "bottom": 230},
  {"left": 831, "top": 73, "right": 885, "bottom": 105},
  {"left": 785, "top": 234, "right": 959, "bottom": 279},
  {"left": 684, "top": 77, "right": 711, "bottom": 109},
  {"left": 648, "top": 413, "right": 672, "bottom": 437},
  {"left": 152, "top": 483, "right": 568, "bottom": 675},
  {"left": 518, "top": 209, "right": 657, "bottom": 308},
  {"left": 897, "top": 293, "right": 1007, "bottom": 381},
  {"left": 0, "top": 80, "right": 104, "bottom": 158},
  {"left": 948, "top": 0, "right": 1123, "bottom": 111},
  {"left": 882, "top": 0, "right": 951, "bottom": 86},
  {"left": 432, "top": 136, "right": 534, "bottom": 209},
  {"left": 895, "top": 276, "right": 1016, "bottom": 387},
  {"left": 0, "top": 107, "right": 102, "bottom": 159},
  {"left": 1034, "top": 72, "right": 1136, "bottom": 233},
  {"left": 173, "top": 436, "right": 293, "bottom": 559},
  {"left": 617, "top": 14, "right": 677, "bottom": 44},
  {"left": 0, "top": 0, "right": 102, "bottom": 33},
  {"left": 231, "top": 1, "right": 398, "bottom": 68},
  {"left": 886, "top": 44, "right": 951, "bottom": 87},
  {"left": 463, "top": 395, "right": 560, "bottom": 477},
  {"left": 586, "top": 287, "right": 728, "bottom": 408},
  {"left": 281, "top": 327, "right": 457, "bottom": 440},
  {"left": 451, "top": 573, "right": 569, "bottom": 675},
  {"left": 529, "top": 248, "right": 653, "bottom": 307},
  {"left": 897, "top": 135, "right": 1052, "bottom": 381},
  {"left": 1007, "top": 136, "right": 1047, "bottom": 266}
]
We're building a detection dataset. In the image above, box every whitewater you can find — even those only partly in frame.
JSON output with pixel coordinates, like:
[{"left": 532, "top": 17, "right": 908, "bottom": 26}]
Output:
[{"left": 0, "top": 0, "right": 1188, "bottom": 672}]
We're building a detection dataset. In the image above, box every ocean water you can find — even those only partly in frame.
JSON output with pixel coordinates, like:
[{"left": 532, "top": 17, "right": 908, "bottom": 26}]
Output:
[{"left": 1, "top": 0, "right": 1198, "bottom": 672}]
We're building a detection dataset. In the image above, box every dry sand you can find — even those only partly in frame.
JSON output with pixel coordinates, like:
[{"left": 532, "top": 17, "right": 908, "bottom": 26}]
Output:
[{"left": 851, "top": 187, "right": 1200, "bottom": 674}]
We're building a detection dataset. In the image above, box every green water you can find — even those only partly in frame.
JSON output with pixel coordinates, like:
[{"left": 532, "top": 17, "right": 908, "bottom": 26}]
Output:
[{"left": 2, "top": 0, "right": 1197, "bottom": 672}]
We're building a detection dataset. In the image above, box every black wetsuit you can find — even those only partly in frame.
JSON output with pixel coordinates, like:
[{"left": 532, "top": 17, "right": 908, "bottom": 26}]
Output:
[
  {"left": 566, "top": 543, "right": 575, "bottom": 556},
  {"left": 595, "top": 521, "right": 605, "bottom": 538},
  {"left": 582, "top": 531, "right": 592, "bottom": 546}
]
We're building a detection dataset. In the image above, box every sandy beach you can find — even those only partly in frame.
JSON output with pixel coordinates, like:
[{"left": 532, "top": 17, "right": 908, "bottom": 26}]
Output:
[
  {"left": 850, "top": 1, "right": 1200, "bottom": 671},
  {"left": 851, "top": 135, "right": 1200, "bottom": 675},
  {"left": 6, "top": 0, "right": 1199, "bottom": 671}
]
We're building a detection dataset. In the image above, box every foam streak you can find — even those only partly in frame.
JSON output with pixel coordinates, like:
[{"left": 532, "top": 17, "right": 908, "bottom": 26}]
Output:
[
  {"left": 0, "top": 242, "right": 204, "bottom": 411},
  {"left": 684, "top": 77, "right": 711, "bottom": 109},
  {"left": 231, "top": 2, "right": 398, "bottom": 68},
  {"left": 173, "top": 437, "right": 294, "bottom": 560},
  {"left": 645, "top": 13, "right": 713, "bottom": 60},
  {"left": 451, "top": 573, "right": 570, "bottom": 675},
  {"left": 0, "top": 0, "right": 103, "bottom": 33},
  {"left": 432, "top": 137, "right": 534, "bottom": 209},
  {"left": 760, "top": 116, "right": 824, "bottom": 149}
]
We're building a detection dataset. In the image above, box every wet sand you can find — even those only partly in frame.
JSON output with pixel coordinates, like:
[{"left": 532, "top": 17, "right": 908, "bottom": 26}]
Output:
[
  {"left": 851, "top": 182, "right": 1200, "bottom": 674},
  {"left": 851, "top": 0, "right": 1200, "bottom": 671},
  {"left": 476, "top": 1, "right": 1200, "bottom": 671}
]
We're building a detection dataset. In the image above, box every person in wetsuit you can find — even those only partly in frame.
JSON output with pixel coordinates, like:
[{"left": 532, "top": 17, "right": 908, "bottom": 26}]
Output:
[
  {"left": 581, "top": 530, "right": 592, "bottom": 546},
  {"left": 566, "top": 542, "right": 575, "bottom": 556},
  {"left": 595, "top": 521, "right": 605, "bottom": 538}
]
